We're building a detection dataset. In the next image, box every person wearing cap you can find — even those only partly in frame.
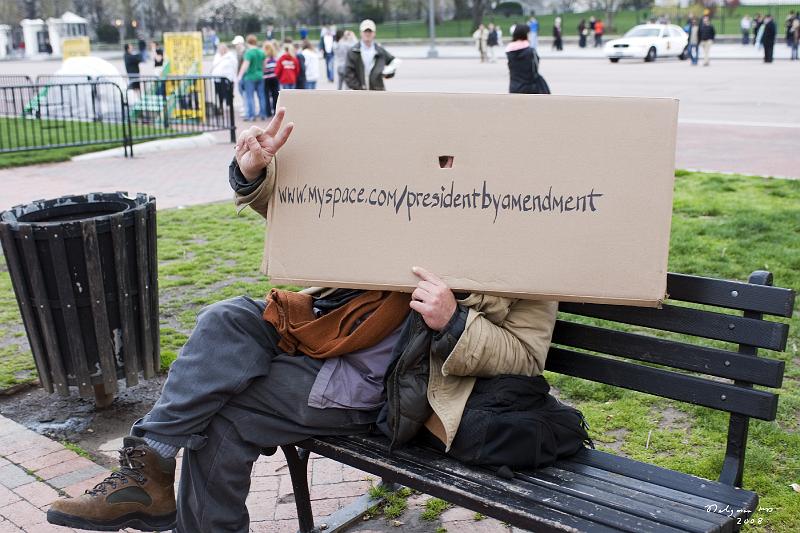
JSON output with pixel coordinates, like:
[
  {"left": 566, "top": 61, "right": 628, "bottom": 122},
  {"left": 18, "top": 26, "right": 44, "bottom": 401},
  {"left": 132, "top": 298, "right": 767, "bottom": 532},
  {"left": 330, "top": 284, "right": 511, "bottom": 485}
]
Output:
[{"left": 344, "top": 19, "right": 397, "bottom": 90}]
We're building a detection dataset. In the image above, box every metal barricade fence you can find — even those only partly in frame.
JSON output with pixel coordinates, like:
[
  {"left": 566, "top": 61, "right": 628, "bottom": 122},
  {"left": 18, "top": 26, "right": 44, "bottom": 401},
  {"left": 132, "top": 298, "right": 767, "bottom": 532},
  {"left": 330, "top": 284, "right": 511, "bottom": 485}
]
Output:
[
  {"left": 0, "top": 75, "right": 33, "bottom": 86},
  {"left": 0, "top": 76, "right": 236, "bottom": 157},
  {"left": 129, "top": 76, "right": 236, "bottom": 144},
  {"left": 35, "top": 75, "right": 93, "bottom": 85},
  {"left": 0, "top": 82, "right": 131, "bottom": 156}
]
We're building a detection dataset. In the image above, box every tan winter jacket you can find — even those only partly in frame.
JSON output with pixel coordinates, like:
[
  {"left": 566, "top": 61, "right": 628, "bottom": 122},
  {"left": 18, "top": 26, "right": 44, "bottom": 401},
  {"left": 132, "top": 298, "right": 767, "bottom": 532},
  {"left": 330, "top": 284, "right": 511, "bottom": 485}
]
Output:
[{"left": 235, "top": 159, "right": 558, "bottom": 449}]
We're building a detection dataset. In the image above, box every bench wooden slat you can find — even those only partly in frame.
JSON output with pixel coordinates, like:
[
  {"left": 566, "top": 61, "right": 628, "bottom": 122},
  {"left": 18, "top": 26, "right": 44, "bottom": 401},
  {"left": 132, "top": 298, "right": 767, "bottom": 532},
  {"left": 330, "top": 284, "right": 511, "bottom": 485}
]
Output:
[
  {"left": 312, "top": 435, "right": 734, "bottom": 533},
  {"left": 304, "top": 436, "right": 618, "bottom": 532},
  {"left": 552, "top": 321, "right": 785, "bottom": 388},
  {"left": 552, "top": 461, "right": 737, "bottom": 511},
  {"left": 567, "top": 448, "right": 758, "bottom": 512},
  {"left": 535, "top": 466, "right": 733, "bottom": 530},
  {"left": 666, "top": 272, "right": 795, "bottom": 318},
  {"left": 558, "top": 302, "right": 789, "bottom": 351},
  {"left": 545, "top": 348, "right": 778, "bottom": 420},
  {"left": 515, "top": 469, "right": 731, "bottom": 533}
]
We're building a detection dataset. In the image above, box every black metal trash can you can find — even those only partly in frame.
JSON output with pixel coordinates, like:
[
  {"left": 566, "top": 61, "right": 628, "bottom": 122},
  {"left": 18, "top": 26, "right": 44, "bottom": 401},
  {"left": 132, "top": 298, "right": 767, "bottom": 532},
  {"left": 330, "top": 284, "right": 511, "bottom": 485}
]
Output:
[{"left": 0, "top": 192, "right": 159, "bottom": 403}]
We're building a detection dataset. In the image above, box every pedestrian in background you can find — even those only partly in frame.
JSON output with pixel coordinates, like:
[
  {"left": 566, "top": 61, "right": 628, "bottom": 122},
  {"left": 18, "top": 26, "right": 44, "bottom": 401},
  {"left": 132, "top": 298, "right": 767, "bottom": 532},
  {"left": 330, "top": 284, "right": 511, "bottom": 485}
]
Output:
[
  {"left": 528, "top": 16, "right": 539, "bottom": 49},
  {"left": 211, "top": 43, "right": 237, "bottom": 116},
  {"left": 506, "top": 23, "right": 550, "bottom": 94},
  {"left": 473, "top": 23, "right": 489, "bottom": 62},
  {"left": 740, "top": 15, "right": 752, "bottom": 45},
  {"left": 151, "top": 42, "right": 164, "bottom": 76},
  {"left": 790, "top": 18, "right": 800, "bottom": 60},
  {"left": 319, "top": 25, "right": 335, "bottom": 83},
  {"left": 123, "top": 43, "right": 143, "bottom": 92},
  {"left": 762, "top": 15, "right": 777, "bottom": 63},
  {"left": 578, "top": 19, "right": 588, "bottom": 48},
  {"left": 275, "top": 43, "right": 300, "bottom": 90},
  {"left": 487, "top": 23, "right": 500, "bottom": 62},
  {"left": 237, "top": 34, "right": 267, "bottom": 121},
  {"left": 262, "top": 42, "right": 279, "bottom": 115},
  {"left": 344, "top": 19, "right": 397, "bottom": 91},
  {"left": 293, "top": 42, "right": 307, "bottom": 89},
  {"left": 786, "top": 11, "right": 797, "bottom": 46},
  {"left": 687, "top": 17, "right": 700, "bottom": 65},
  {"left": 232, "top": 35, "right": 246, "bottom": 117},
  {"left": 553, "top": 17, "right": 563, "bottom": 51},
  {"left": 699, "top": 15, "right": 715, "bottom": 66},
  {"left": 333, "top": 30, "right": 357, "bottom": 90},
  {"left": 594, "top": 18, "right": 604, "bottom": 47},
  {"left": 754, "top": 15, "right": 765, "bottom": 50},
  {"left": 301, "top": 41, "right": 320, "bottom": 89}
]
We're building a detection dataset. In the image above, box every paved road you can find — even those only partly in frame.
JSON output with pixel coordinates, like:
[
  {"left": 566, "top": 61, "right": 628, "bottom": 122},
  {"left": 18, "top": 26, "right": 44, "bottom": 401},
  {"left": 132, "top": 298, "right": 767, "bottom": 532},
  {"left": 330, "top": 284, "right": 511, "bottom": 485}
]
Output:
[{"left": 1, "top": 51, "right": 798, "bottom": 211}]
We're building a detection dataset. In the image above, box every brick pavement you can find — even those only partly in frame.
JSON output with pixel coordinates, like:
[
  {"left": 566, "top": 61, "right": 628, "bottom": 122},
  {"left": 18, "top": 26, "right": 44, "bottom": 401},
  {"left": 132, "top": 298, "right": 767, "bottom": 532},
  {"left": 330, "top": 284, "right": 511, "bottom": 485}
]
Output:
[{"left": 1, "top": 414, "right": 514, "bottom": 532}]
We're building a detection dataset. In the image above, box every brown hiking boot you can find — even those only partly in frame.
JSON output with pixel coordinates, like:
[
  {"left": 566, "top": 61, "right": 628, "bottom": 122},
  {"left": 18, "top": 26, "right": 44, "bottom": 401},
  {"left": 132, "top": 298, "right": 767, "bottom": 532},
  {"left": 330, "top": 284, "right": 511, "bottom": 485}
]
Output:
[{"left": 47, "top": 436, "right": 177, "bottom": 531}]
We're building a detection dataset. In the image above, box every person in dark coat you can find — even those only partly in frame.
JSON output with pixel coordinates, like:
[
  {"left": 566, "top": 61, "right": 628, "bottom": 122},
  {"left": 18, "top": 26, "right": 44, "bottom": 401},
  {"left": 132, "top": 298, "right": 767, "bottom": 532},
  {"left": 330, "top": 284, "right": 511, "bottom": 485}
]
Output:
[
  {"left": 578, "top": 19, "right": 587, "bottom": 48},
  {"left": 123, "top": 43, "right": 144, "bottom": 91},
  {"left": 762, "top": 15, "right": 777, "bottom": 62},
  {"left": 553, "top": 17, "right": 563, "bottom": 51},
  {"left": 506, "top": 23, "right": 548, "bottom": 94}
]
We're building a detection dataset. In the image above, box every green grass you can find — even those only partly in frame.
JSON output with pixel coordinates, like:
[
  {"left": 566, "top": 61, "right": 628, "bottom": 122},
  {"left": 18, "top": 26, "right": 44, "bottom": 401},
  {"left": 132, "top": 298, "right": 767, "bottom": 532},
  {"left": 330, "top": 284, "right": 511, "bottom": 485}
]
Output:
[
  {"left": 0, "top": 116, "right": 195, "bottom": 169},
  {"left": 61, "top": 441, "right": 93, "bottom": 459},
  {"left": 421, "top": 497, "right": 451, "bottom": 520},
  {"left": 0, "top": 170, "right": 798, "bottom": 530},
  {"left": 223, "top": 4, "right": 799, "bottom": 41},
  {"left": 367, "top": 484, "right": 414, "bottom": 520}
]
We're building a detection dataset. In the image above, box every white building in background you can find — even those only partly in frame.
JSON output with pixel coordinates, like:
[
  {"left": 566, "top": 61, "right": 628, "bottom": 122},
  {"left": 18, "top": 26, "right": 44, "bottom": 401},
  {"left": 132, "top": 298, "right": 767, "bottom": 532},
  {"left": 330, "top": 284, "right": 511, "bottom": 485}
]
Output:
[
  {"left": 0, "top": 24, "right": 11, "bottom": 58},
  {"left": 17, "top": 12, "right": 89, "bottom": 58},
  {"left": 20, "top": 18, "right": 48, "bottom": 57},
  {"left": 47, "top": 12, "right": 89, "bottom": 57}
]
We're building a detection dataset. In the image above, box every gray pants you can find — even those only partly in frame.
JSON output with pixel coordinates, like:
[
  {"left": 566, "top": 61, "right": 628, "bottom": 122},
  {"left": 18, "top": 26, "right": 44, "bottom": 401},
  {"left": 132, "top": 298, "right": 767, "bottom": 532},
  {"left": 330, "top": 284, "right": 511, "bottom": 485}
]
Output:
[{"left": 132, "top": 296, "right": 379, "bottom": 532}]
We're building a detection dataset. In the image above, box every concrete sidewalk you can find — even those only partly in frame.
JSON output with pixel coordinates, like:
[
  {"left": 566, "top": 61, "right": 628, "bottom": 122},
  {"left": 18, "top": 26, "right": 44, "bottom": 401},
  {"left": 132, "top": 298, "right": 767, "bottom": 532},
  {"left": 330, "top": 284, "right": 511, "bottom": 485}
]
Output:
[{"left": 0, "top": 142, "right": 235, "bottom": 211}]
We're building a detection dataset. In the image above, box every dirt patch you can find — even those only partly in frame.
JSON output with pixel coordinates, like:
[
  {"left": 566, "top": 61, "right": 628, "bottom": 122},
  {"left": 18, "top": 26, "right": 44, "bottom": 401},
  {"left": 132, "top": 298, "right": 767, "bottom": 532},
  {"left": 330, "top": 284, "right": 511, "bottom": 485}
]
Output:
[
  {"left": 599, "top": 428, "right": 629, "bottom": 454},
  {"left": 0, "top": 375, "right": 166, "bottom": 469},
  {"left": 655, "top": 405, "right": 691, "bottom": 431}
]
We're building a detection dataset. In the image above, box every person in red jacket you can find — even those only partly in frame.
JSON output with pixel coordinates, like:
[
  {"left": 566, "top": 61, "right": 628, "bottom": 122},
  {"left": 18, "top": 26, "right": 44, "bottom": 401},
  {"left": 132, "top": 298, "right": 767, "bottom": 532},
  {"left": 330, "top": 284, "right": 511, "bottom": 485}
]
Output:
[
  {"left": 274, "top": 44, "right": 301, "bottom": 89},
  {"left": 594, "top": 19, "right": 605, "bottom": 47}
]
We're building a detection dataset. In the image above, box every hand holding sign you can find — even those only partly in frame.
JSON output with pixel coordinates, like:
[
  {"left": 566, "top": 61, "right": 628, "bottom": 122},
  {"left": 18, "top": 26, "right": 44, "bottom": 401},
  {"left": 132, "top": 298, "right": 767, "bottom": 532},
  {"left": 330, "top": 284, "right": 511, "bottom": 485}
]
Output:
[
  {"left": 235, "top": 107, "right": 294, "bottom": 182},
  {"left": 410, "top": 266, "right": 457, "bottom": 331}
]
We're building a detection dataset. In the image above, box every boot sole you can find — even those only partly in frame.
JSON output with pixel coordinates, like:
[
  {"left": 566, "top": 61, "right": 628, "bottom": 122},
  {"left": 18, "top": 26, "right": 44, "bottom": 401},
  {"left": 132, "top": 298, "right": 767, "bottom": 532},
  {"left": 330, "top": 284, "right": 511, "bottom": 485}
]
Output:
[{"left": 47, "top": 508, "right": 176, "bottom": 531}]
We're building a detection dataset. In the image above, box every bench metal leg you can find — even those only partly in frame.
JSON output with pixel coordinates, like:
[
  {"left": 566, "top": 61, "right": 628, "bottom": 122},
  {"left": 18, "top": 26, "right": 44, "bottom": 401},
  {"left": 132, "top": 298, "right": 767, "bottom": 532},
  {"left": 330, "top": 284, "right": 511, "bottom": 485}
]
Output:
[
  {"left": 308, "top": 479, "right": 398, "bottom": 533},
  {"left": 281, "top": 445, "right": 315, "bottom": 533}
]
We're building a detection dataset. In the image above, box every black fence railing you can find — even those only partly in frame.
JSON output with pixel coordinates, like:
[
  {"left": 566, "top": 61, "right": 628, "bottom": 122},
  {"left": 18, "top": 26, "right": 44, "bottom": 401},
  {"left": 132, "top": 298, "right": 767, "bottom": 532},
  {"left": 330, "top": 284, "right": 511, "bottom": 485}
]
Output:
[
  {"left": 0, "top": 76, "right": 236, "bottom": 158},
  {"left": 0, "top": 82, "right": 130, "bottom": 155}
]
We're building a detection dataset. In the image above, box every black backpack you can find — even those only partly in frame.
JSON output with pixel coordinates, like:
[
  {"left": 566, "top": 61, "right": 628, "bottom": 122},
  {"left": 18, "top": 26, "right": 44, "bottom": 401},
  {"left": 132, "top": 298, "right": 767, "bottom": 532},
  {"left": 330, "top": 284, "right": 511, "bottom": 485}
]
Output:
[{"left": 445, "top": 374, "right": 592, "bottom": 470}]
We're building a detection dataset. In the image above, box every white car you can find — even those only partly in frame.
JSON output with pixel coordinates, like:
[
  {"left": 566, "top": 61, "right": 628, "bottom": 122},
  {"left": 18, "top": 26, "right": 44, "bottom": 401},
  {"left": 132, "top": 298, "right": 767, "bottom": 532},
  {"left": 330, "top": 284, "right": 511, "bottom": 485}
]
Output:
[{"left": 604, "top": 24, "right": 689, "bottom": 63}]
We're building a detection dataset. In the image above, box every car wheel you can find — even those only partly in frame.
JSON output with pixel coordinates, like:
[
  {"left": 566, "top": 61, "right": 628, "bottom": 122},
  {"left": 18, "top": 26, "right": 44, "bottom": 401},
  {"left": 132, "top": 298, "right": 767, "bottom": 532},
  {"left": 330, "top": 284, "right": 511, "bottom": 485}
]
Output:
[
  {"left": 609, "top": 58, "right": 620, "bottom": 63},
  {"left": 679, "top": 46, "right": 689, "bottom": 60},
  {"left": 644, "top": 47, "right": 657, "bottom": 62}
]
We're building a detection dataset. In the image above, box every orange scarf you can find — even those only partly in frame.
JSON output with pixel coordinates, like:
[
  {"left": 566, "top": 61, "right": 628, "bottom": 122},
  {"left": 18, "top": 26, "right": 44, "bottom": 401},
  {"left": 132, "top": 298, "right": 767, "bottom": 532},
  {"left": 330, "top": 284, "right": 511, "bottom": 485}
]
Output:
[{"left": 263, "top": 289, "right": 411, "bottom": 358}]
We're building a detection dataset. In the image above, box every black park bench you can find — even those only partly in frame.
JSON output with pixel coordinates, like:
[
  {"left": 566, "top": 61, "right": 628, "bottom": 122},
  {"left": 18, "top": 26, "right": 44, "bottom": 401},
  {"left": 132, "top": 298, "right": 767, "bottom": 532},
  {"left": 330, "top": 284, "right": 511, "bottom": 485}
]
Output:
[{"left": 270, "top": 270, "right": 795, "bottom": 533}]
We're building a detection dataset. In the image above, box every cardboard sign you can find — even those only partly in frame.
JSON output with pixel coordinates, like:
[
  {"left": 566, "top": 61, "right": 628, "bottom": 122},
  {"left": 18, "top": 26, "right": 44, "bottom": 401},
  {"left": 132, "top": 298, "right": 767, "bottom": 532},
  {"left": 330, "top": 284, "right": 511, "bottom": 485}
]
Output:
[
  {"left": 61, "top": 37, "right": 90, "bottom": 59},
  {"left": 266, "top": 91, "right": 678, "bottom": 307},
  {"left": 162, "top": 31, "right": 204, "bottom": 120}
]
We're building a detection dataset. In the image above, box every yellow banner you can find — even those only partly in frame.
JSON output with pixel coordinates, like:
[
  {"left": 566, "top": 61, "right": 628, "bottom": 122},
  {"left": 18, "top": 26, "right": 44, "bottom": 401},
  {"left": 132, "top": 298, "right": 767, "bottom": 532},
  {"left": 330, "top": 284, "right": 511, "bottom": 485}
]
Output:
[
  {"left": 62, "top": 37, "right": 90, "bottom": 59},
  {"left": 162, "top": 32, "right": 205, "bottom": 120}
]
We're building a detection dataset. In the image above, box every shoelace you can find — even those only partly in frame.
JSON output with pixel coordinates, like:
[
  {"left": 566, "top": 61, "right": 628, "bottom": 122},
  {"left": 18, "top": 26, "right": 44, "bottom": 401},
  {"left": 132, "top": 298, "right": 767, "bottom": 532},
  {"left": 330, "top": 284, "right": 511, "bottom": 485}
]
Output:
[{"left": 86, "top": 446, "right": 147, "bottom": 495}]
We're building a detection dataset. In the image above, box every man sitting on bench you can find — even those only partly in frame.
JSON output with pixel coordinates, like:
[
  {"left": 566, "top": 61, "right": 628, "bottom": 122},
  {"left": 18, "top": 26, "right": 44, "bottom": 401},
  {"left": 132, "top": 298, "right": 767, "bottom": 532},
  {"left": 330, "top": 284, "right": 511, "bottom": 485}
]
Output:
[{"left": 47, "top": 108, "right": 558, "bottom": 533}]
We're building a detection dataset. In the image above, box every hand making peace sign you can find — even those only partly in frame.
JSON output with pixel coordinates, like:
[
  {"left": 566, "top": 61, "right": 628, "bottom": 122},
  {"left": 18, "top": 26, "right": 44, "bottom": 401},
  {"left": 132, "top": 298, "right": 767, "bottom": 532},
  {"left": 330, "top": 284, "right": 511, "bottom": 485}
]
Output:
[{"left": 235, "top": 107, "right": 294, "bottom": 182}]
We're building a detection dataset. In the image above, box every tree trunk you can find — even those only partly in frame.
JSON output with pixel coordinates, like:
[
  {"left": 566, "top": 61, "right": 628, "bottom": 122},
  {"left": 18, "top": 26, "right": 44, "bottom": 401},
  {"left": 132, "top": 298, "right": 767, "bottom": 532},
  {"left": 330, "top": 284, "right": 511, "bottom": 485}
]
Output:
[
  {"left": 471, "top": 0, "right": 487, "bottom": 30},
  {"left": 382, "top": 0, "right": 391, "bottom": 22},
  {"left": 454, "top": 0, "right": 469, "bottom": 20}
]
